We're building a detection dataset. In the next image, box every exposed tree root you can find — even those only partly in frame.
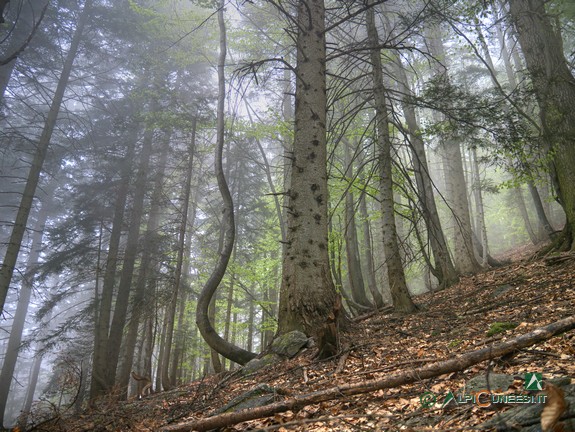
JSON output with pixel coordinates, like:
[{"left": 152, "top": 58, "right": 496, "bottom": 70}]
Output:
[{"left": 159, "top": 315, "right": 575, "bottom": 432}]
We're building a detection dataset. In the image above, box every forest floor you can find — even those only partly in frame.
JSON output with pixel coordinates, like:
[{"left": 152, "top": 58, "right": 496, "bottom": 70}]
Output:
[{"left": 32, "top": 244, "right": 575, "bottom": 432}]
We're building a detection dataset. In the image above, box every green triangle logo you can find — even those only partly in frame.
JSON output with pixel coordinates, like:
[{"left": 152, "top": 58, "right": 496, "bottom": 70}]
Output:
[
  {"left": 442, "top": 391, "right": 458, "bottom": 408},
  {"left": 524, "top": 373, "right": 543, "bottom": 391}
]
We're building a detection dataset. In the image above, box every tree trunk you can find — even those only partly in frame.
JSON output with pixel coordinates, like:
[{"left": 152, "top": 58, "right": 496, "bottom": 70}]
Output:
[
  {"left": 169, "top": 123, "right": 197, "bottom": 385},
  {"left": 442, "top": 141, "right": 482, "bottom": 273},
  {"left": 118, "top": 129, "right": 171, "bottom": 398},
  {"left": 277, "top": 0, "right": 340, "bottom": 357},
  {"left": 161, "top": 124, "right": 195, "bottom": 388},
  {"left": 514, "top": 188, "right": 539, "bottom": 244},
  {"left": 195, "top": 0, "right": 256, "bottom": 366},
  {"left": 508, "top": 0, "right": 575, "bottom": 249},
  {"left": 425, "top": 23, "right": 482, "bottom": 274},
  {"left": 18, "top": 348, "right": 43, "bottom": 430},
  {"left": 0, "top": 0, "right": 92, "bottom": 315},
  {"left": 471, "top": 147, "right": 489, "bottom": 266},
  {"left": 0, "top": 180, "right": 53, "bottom": 426},
  {"left": 391, "top": 53, "right": 458, "bottom": 289},
  {"left": 155, "top": 308, "right": 168, "bottom": 391},
  {"left": 105, "top": 116, "right": 154, "bottom": 391},
  {"left": 343, "top": 139, "right": 371, "bottom": 308},
  {"left": 358, "top": 185, "right": 385, "bottom": 308},
  {"left": 366, "top": 2, "right": 416, "bottom": 313},
  {"left": 90, "top": 137, "right": 136, "bottom": 400},
  {"left": 527, "top": 181, "right": 554, "bottom": 238}
]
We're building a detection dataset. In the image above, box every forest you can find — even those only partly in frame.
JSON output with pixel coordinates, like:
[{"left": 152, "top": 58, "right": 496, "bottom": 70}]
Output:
[{"left": 0, "top": 0, "right": 574, "bottom": 430}]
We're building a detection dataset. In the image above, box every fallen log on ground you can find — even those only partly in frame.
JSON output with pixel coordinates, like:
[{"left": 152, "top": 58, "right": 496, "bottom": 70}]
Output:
[{"left": 159, "top": 315, "right": 575, "bottom": 432}]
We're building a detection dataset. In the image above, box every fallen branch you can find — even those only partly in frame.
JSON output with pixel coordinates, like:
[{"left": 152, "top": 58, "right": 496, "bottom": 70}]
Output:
[{"left": 159, "top": 315, "right": 575, "bottom": 432}]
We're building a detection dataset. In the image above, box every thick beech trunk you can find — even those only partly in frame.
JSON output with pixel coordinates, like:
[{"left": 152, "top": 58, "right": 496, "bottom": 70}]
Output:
[{"left": 508, "top": 0, "right": 575, "bottom": 249}]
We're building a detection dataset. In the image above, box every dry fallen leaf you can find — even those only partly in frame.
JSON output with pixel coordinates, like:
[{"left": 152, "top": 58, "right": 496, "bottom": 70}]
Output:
[{"left": 541, "top": 384, "right": 566, "bottom": 432}]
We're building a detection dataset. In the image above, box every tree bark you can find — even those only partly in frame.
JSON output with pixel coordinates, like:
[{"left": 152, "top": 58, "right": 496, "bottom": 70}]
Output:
[
  {"left": 118, "top": 129, "right": 171, "bottom": 398},
  {"left": 277, "top": 0, "right": 341, "bottom": 357},
  {"left": 0, "top": 0, "right": 92, "bottom": 315},
  {"left": 508, "top": 0, "right": 575, "bottom": 249},
  {"left": 343, "top": 139, "right": 371, "bottom": 309},
  {"left": 169, "top": 119, "right": 197, "bottom": 385},
  {"left": 358, "top": 186, "right": 385, "bottom": 308},
  {"left": 391, "top": 53, "right": 458, "bottom": 289},
  {"left": 471, "top": 147, "right": 489, "bottom": 266},
  {"left": 90, "top": 137, "right": 136, "bottom": 400},
  {"left": 195, "top": 0, "right": 256, "bottom": 365},
  {"left": 366, "top": 2, "right": 416, "bottom": 313},
  {"left": 105, "top": 116, "right": 154, "bottom": 391},
  {"left": 425, "top": 23, "right": 482, "bottom": 274},
  {"left": 527, "top": 181, "right": 554, "bottom": 238}
]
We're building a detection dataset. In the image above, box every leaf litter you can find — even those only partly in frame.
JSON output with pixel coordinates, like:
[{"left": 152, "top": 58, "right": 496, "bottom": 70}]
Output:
[{"left": 33, "top": 245, "right": 574, "bottom": 431}]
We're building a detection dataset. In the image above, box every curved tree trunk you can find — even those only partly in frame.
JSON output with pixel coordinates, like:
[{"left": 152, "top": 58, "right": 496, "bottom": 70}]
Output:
[{"left": 195, "top": 0, "right": 256, "bottom": 366}]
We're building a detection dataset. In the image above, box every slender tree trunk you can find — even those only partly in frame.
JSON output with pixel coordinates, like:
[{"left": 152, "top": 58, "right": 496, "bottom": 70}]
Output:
[
  {"left": 513, "top": 188, "right": 539, "bottom": 244},
  {"left": 169, "top": 121, "right": 197, "bottom": 385},
  {"left": 160, "top": 128, "right": 194, "bottom": 388},
  {"left": 195, "top": 0, "right": 255, "bottom": 365},
  {"left": 18, "top": 348, "right": 43, "bottom": 429},
  {"left": 528, "top": 181, "right": 554, "bottom": 237},
  {"left": 106, "top": 116, "right": 155, "bottom": 391},
  {"left": 90, "top": 137, "right": 136, "bottom": 400},
  {"left": 471, "top": 147, "right": 489, "bottom": 265},
  {"left": 425, "top": 23, "right": 482, "bottom": 274},
  {"left": 0, "top": 0, "right": 92, "bottom": 315},
  {"left": 442, "top": 141, "right": 482, "bottom": 273},
  {"left": 343, "top": 139, "right": 371, "bottom": 308},
  {"left": 0, "top": 180, "right": 54, "bottom": 426},
  {"left": 358, "top": 186, "right": 385, "bottom": 308},
  {"left": 391, "top": 54, "right": 457, "bottom": 288},
  {"left": 366, "top": 2, "right": 416, "bottom": 313},
  {"left": 155, "top": 309, "right": 168, "bottom": 391},
  {"left": 118, "top": 130, "right": 171, "bottom": 398}
]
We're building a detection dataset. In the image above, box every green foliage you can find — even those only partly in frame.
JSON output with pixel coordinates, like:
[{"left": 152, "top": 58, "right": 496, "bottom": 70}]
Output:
[{"left": 486, "top": 322, "right": 518, "bottom": 337}]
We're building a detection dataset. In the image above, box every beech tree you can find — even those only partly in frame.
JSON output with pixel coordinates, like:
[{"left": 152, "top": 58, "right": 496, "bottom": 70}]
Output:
[
  {"left": 507, "top": 0, "right": 575, "bottom": 250},
  {"left": 195, "top": 0, "right": 257, "bottom": 366}
]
